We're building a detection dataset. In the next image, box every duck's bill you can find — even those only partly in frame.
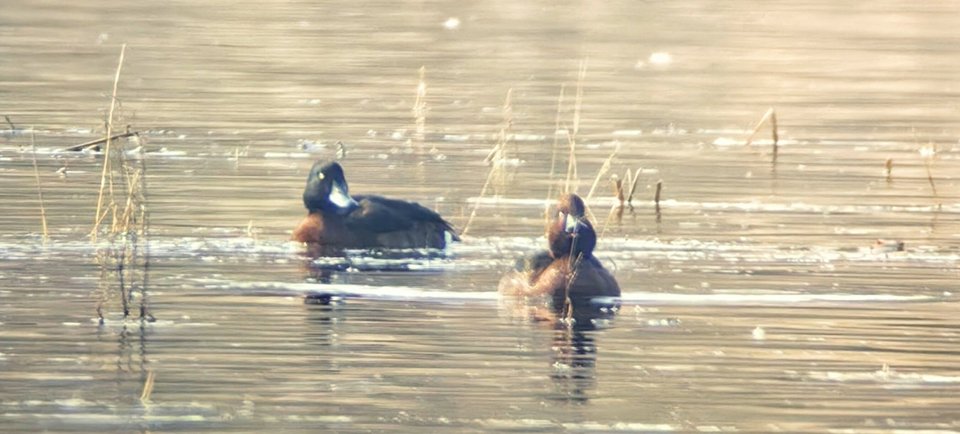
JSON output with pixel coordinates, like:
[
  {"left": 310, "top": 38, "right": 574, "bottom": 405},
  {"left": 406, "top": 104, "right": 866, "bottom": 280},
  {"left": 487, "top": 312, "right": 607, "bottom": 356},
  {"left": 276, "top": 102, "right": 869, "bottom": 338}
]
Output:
[
  {"left": 329, "top": 181, "right": 359, "bottom": 209},
  {"left": 564, "top": 214, "right": 580, "bottom": 233}
]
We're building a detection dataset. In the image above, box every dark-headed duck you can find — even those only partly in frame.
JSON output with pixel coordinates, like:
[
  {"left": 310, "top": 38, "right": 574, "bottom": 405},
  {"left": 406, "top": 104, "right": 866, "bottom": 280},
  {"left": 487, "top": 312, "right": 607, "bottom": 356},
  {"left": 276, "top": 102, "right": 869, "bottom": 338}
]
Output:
[
  {"left": 292, "top": 161, "right": 460, "bottom": 249},
  {"left": 500, "top": 194, "right": 620, "bottom": 311}
]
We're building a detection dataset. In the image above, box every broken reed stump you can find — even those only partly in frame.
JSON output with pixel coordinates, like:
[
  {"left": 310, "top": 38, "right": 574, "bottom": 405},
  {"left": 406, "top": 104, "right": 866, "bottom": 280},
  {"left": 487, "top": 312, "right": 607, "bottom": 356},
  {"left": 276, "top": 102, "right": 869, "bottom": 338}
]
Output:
[
  {"left": 613, "top": 175, "right": 624, "bottom": 206},
  {"left": 612, "top": 167, "right": 644, "bottom": 206},
  {"left": 884, "top": 158, "right": 893, "bottom": 182},
  {"left": 745, "top": 108, "right": 779, "bottom": 164},
  {"left": 654, "top": 179, "right": 663, "bottom": 223}
]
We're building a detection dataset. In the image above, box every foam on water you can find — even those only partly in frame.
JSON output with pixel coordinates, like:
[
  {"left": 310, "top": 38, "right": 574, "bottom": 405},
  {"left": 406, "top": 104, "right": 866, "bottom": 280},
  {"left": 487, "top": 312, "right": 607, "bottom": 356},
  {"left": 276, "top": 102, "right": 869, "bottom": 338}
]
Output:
[{"left": 193, "top": 277, "right": 939, "bottom": 306}]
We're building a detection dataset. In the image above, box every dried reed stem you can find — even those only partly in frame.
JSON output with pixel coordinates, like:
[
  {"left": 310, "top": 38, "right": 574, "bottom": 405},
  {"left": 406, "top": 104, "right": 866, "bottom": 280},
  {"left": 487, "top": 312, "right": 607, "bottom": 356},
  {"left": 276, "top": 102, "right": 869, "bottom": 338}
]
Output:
[
  {"left": 460, "top": 164, "right": 496, "bottom": 237},
  {"left": 413, "top": 66, "right": 427, "bottom": 141},
  {"left": 140, "top": 370, "right": 156, "bottom": 403},
  {"left": 744, "top": 108, "right": 774, "bottom": 147},
  {"left": 745, "top": 107, "right": 779, "bottom": 163},
  {"left": 654, "top": 179, "right": 663, "bottom": 223},
  {"left": 627, "top": 167, "right": 641, "bottom": 205},
  {"left": 543, "top": 183, "right": 555, "bottom": 229},
  {"left": 922, "top": 146, "right": 938, "bottom": 199},
  {"left": 92, "top": 43, "right": 127, "bottom": 241},
  {"left": 770, "top": 109, "right": 779, "bottom": 163},
  {"left": 564, "top": 61, "right": 588, "bottom": 193},
  {"left": 30, "top": 129, "right": 49, "bottom": 242},
  {"left": 561, "top": 252, "right": 585, "bottom": 322},
  {"left": 462, "top": 90, "right": 514, "bottom": 236},
  {"left": 549, "top": 84, "right": 566, "bottom": 182},
  {"left": 884, "top": 157, "right": 893, "bottom": 182},
  {"left": 613, "top": 175, "right": 624, "bottom": 206},
  {"left": 585, "top": 145, "right": 619, "bottom": 202}
]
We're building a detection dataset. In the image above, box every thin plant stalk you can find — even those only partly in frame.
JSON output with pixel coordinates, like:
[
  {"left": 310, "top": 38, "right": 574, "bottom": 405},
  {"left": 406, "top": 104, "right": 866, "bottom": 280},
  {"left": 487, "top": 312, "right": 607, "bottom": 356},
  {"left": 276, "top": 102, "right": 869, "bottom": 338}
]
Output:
[
  {"left": 627, "top": 167, "right": 641, "bottom": 205},
  {"left": 92, "top": 43, "right": 127, "bottom": 241},
  {"left": 549, "top": 84, "right": 565, "bottom": 182},
  {"left": 413, "top": 66, "right": 427, "bottom": 142},
  {"left": 565, "top": 61, "right": 587, "bottom": 193},
  {"left": 140, "top": 370, "right": 156, "bottom": 403},
  {"left": 30, "top": 129, "right": 48, "bottom": 242}
]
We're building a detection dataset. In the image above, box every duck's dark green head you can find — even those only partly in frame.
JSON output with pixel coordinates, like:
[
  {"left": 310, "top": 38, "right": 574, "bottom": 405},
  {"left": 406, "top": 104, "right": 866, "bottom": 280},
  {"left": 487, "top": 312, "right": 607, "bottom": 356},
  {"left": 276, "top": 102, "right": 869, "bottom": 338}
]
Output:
[{"left": 302, "top": 161, "right": 359, "bottom": 214}]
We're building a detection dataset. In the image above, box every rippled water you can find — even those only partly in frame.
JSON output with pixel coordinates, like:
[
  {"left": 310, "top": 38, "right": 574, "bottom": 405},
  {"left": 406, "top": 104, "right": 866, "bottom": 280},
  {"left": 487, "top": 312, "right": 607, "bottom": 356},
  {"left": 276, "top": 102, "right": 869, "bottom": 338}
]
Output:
[{"left": 3, "top": 0, "right": 960, "bottom": 432}]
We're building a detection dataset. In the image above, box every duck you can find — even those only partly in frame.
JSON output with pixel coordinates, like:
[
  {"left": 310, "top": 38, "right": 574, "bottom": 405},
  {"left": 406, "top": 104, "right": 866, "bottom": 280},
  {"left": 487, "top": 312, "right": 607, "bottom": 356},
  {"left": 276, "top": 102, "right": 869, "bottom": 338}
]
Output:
[
  {"left": 292, "top": 161, "right": 460, "bottom": 249},
  {"left": 500, "top": 193, "right": 620, "bottom": 313}
]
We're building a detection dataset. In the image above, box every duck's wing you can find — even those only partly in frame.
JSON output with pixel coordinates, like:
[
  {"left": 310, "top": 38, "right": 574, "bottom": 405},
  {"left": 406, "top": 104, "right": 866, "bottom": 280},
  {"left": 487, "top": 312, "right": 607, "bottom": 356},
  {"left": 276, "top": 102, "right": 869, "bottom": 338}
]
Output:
[{"left": 346, "top": 195, "right": 460, "bottom": 239}]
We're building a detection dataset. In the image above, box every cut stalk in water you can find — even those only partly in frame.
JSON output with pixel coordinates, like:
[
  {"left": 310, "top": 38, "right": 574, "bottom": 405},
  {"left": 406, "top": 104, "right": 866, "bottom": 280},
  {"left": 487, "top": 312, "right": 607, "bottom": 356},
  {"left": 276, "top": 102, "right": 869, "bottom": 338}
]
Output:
[
  {"left": 613, "top": 175, "right": 624, "bottom": 206},
  {"left": 30, "top": 129, "right": 49, "bottom": 243},
  {"left": 140, "top": 370, "right": 156, "bottom": 403},
  {"left": 744, "top": 107, "right": 779, "bottom": 163},
  {"left": 770, "top": 109, "right": 779, "bottom": 163},
  {"left": 921, "top": 144, "right": 939, "bottom": 200},
  {"left": 627, "top": 167, "right": 641, "bottom": 206},
  {"left": 654, "top": 179, "right": 663, "bottom": 222},
  {"left": 885, "top": 158, "right": 893, "bottom": 182},
  {"left": 92, "top": 43, "right": 127, "bottom": 241}
]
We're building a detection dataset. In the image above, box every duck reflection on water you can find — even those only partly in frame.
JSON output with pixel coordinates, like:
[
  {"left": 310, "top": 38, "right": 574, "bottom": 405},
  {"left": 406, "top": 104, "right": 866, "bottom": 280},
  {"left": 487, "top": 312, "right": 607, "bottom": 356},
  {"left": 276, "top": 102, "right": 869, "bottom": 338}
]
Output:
[{"left": 500, "top": 193, "right": 622, "bottom": 403}]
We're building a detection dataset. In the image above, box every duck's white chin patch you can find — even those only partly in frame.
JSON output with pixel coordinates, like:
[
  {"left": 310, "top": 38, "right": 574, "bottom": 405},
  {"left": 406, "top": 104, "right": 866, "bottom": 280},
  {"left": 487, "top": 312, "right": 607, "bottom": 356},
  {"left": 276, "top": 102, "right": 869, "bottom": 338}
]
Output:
[
  {"left": 564, "top": 214, "right": 579, "bottom": 233},
  {"left": 329, "top": 183, "right": 358, "bottom": 209}
]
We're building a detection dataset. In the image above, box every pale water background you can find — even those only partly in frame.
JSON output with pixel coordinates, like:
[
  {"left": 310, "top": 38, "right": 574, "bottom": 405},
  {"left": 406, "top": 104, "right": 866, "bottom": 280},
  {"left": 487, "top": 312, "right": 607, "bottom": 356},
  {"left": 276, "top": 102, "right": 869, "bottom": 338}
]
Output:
[{"left": 3, "top": 1, "right": 960, "bottom": 432}]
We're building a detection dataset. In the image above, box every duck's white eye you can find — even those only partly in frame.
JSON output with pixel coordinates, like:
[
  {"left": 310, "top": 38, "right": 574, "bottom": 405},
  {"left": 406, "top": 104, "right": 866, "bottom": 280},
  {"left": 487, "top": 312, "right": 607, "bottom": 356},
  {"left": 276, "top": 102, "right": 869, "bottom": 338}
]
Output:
[{"left": 317, "top": 172, "right": 325, "bottom": 180}]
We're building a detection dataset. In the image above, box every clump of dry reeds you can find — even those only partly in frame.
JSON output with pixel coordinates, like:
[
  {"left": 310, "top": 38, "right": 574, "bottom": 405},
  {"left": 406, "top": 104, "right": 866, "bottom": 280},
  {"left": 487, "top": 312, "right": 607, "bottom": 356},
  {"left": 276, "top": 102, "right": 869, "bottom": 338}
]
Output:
[
  {"left": 87, "top": 44, "right": 152, "bottom": 325},
  {"left": 611, "top": 168, "right": 642, "bottom": 209}
]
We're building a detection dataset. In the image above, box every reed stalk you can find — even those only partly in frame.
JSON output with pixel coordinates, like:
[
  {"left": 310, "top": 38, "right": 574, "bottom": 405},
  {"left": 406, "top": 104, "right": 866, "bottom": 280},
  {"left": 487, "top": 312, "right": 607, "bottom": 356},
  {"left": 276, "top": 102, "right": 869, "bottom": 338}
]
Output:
[
  {"left": 585, "top": 145, "right": 619, "bottom": 202},
  {"left": 549, "top": 84, "right": 565, "bottom": 182},
  {"left": 30, "top": 129, "right": 49, "bottom": 243},
  {"left": 654, "top": 179, "right": 663, "bottom": 222},
  {"left": 921, "top": 144, "right": 939, "bottom": 200},
  {"left": 462, "top": 89, "right": 514, "bottom": 236},
  {"left": 92, "top": 43, "right": 127, "bottom": 241},
  {"left": 744, "top": 107, "right": 779, "bottom": 163},
  {"left": 140, "top": 370, "right": 156, "bottom": 403},
  {"left": 626, "top": 167, "right": 641, "bottom": 206},
  {"left": 564, "top": 61, "right": 587, "bottom": 193},
  {"left": 413, "top": 66, "right": 427, "bottom": 141},
  {"left": 613, "top": 175, "right": 624, "bottom": 205}
]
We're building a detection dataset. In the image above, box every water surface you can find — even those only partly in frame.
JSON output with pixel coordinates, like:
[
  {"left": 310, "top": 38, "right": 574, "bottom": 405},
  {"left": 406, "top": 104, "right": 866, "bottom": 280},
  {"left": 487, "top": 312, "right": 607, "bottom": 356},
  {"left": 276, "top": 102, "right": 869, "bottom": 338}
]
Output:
[{"left": 2, "top": 0, "right": 960, "bottom": 432}]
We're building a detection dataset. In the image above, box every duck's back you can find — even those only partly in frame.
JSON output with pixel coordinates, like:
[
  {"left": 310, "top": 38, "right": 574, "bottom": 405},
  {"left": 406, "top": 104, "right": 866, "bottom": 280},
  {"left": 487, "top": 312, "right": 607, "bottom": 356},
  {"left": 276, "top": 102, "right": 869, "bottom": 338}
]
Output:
[{"left": 346, "top": 195, "right": 459, "bottom": 248}]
